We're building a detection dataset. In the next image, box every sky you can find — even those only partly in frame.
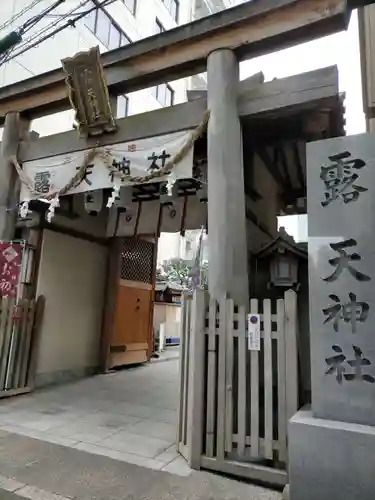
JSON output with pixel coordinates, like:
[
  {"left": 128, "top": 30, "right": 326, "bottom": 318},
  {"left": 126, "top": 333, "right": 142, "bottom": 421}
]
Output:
[{"left": 238, "top": 10, "right": 365, "bottom": 242}]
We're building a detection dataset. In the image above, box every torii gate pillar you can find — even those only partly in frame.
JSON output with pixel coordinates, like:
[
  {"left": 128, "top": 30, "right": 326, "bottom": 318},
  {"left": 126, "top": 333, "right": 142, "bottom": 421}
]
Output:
[{"left": 207, "top": 49, "right": 248, "bottom": 306}]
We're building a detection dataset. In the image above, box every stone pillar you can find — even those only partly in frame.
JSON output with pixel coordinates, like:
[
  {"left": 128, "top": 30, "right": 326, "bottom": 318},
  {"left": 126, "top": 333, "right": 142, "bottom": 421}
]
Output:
[
  {"left": 368, "top": 117, "right": 375, "bottom": 133},
  {"left": 206, "top": 49, "right": 248, "bottom": 306},
  {"left": 0, "top": 112, "right": 24, "bottom": 241},
  {"left": 288, "top": 133, "right": 375, "bottom": 500}
]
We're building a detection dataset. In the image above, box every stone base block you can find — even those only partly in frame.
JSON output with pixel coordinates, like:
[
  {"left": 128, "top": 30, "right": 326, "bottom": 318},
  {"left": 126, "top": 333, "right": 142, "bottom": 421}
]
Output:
[{"left": 288, "top": 407, "right": 375, "bottom": 500}]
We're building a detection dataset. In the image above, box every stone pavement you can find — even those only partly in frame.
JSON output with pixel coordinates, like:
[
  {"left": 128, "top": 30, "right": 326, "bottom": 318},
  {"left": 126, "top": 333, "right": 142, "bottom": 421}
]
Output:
[
  {"left": 0, "top": 490, "right": 24, "bottom": 500},
  {"left": 0, "top": 430, "right": 282, "bottom": 500},
  {"left": 0, "top": 354, "right": 185, "bottom": 474}
]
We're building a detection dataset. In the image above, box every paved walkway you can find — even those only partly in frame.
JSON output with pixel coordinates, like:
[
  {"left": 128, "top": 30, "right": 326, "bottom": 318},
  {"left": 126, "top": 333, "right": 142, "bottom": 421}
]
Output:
[
  {"left": 0, "top": 354, "right": 186, "bottom": 475},
  {"left": 0, "top": 353, "right": 282, "bottom": 499},
  {"left": 0, "top": 430, "right": 281, "bottom": 500}
]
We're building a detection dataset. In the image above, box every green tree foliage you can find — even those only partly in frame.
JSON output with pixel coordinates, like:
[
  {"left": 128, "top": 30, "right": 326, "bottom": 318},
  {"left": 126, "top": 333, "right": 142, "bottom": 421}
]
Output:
[{"left": 157, "top": 258, "right": 208, "bottom": 289}]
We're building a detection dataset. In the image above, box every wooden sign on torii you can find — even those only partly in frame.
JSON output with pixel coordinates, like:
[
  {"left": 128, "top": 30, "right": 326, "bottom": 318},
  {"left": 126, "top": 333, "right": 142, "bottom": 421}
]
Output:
[{"left": 0, "top": 0, "right": 352, "bottom": 305}]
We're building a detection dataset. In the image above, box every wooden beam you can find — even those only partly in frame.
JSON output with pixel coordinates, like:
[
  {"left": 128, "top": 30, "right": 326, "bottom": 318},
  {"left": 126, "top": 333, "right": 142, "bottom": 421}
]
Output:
[
  {"left": 257, "top": 147, "right": 287, "bottom": 189},
  {"left": 246, "top": 205, "right": 273, "bottom": 238},
  {"left": 21, "top": 66, "right": 340, "bottom": 162},
  {"left": 0, "top": 0, "right": 349, "bottom": 124},
  {"left": 39, "top": 221, "right": 108, "bottom": 245},
  {"left": 239, "top": 65, "right": 339, "bottom": 120},
  {"left": 200, "top": 456, "right": 287, "bottom": 487},
  {"left": 188, "top": 71, "right": 265, "bottom": 101},
  {"left": 244, "top": 145, "right": 262, "bottom": 202},
  {"left": 282, "top": 187, "right": 306, "bottom": 206},
  {"left": 277, "top": 146, "right": 293, "bottom": 190},
  {"left": 292, "top": 141, "right": 305, "bottom": 189}
]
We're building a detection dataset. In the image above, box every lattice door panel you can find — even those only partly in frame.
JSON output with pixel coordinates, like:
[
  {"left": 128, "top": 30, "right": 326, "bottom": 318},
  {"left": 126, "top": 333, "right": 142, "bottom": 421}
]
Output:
[{"left": 120, "top": 237, "right": 155, "bottom": 284}]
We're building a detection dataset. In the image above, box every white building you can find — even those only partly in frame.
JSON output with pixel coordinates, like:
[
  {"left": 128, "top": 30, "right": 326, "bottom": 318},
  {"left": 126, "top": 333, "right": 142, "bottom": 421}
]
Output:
[
  {"left": 0, "top": 0, "right": 239, "bottom": 136},
  {"left": 157, "top": 229, "right": 208, "bottom": 266},
  {"left": 0, "top": 0, "right": 198, "bottom": 137},
  {"left": 0, "top": 0, "right": 239, "bottom": 263}
]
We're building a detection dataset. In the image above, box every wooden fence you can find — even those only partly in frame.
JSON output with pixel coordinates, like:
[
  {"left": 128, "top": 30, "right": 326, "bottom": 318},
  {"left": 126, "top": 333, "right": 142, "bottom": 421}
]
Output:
[
  {"left": 0, "top": 296, "right": 45, "bottom": 398},
  {"left": 178, "top": 290, "right": 298, "bottom": 486}
]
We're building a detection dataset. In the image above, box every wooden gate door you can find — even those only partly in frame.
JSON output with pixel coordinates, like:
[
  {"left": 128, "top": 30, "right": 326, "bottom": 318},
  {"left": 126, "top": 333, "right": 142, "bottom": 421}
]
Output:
[
  {"left": 107, "top": 237, "right": 156, "bottom": 369},
  {"left": 179, "top": 290, "right": 299, "bottom": 486}
]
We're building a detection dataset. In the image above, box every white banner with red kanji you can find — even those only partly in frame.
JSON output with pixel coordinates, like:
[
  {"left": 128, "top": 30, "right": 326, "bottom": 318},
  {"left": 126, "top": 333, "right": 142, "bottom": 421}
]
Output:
[{"left": 20, "top": 131, "right": 193, "bottom": 201}]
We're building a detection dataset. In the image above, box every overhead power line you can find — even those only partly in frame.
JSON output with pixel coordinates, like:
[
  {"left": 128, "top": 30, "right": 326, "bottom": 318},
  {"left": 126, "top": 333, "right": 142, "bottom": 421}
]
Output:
[
  {"left": 9, "top": 0, "right": 90, "bottom": 59},
  {"left": 0, "top": 0, "right": 117, "bottom": 67},
  {"left": 0, "top": 0, "right": 44, "bottom": 33},
  {"left": 20, "top": 0, "right": 67, "bottom": 36},
  {"left": 0, "top": 0, "right": 69, "bottom": 62}
]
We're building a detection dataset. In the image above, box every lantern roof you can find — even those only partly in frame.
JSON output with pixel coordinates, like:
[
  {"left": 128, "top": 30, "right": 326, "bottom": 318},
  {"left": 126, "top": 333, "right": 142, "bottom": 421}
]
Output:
[{"left": 253, "top": 227, "right": 307, "bottom": 260}]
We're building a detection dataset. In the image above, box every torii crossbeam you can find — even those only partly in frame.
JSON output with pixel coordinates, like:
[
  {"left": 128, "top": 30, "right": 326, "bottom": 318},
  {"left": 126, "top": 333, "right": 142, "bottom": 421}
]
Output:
[{"left": 0, "top": 0, "right": 350, "bottom": 123}]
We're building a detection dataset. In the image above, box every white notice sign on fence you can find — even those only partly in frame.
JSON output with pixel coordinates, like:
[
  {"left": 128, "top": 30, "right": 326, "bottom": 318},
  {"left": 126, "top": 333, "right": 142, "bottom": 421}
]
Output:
[{"left": 248, "top": 314, "right": 261, "bottom": 351}]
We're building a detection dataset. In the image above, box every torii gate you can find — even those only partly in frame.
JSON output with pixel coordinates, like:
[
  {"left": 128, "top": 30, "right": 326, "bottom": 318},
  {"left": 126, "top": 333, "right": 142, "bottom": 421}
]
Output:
[{"left": 0, "top": 0, "right": 352, "bottom": 306}]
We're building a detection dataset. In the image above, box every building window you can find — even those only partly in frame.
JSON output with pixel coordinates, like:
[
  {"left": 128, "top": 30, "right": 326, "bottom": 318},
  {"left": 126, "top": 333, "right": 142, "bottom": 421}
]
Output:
[
  {"left": 120, "top": 32, "right": 131, "bottom": 46},
  {"left": 123, "top": 0, "right": 136, "bottom": 15},
  {"left": 96, "top": 8, "right": 111, "bottom": 46},
  {"left": 153, "top": 83, "right": 174, "bottom": 106},
  {"left": 165, "top": 84, "right": 174, "bottom": 106},
  {"left": 84, "top": 3, "right": 97, "bottom": 32},
  {"left": 108, "top": 25, "right": 121, "bottom": 50},
  {"left": 84, "top": 2, "right": 131, "bottom": 50},
  {"left": 162, "top": 0, "right": 179, "bottom": 22},
  {"left": 155, "top": 18, "right": 165, "bottom": 34},
  {"left": 118, "top": 95, "right": 129, "bottom": 118},
  {"left": 170, "top": 0, "right": 179, "bottom": 22}
]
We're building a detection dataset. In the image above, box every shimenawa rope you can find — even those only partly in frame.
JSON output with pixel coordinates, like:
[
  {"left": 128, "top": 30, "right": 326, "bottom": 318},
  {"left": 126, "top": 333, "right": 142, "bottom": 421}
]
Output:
[{"left": 10, "top": 109, "right": 210, "bottom": 202}]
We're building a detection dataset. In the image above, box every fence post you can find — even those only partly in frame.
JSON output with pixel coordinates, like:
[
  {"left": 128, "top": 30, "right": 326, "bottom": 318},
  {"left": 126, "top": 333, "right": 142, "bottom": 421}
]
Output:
[
  {"left": 187, "top": 289, "right": 206, "bottom": 469},
  {"left": 284, "top": 289, "right": 298, "bottom": 421},
  {"left": 177, "top": 292, "right": 189, "bottom": 449},
  {"left": 26, "top": 295, "right": 45, "bottom": 388}
]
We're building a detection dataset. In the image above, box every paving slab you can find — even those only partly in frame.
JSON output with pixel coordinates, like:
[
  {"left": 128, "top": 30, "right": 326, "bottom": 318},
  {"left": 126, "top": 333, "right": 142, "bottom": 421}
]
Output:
[
  {"left": 0, "top": 491, "right": 25, "bottom": 500},
  {"left": 0, "top": 431, "right": 282, "bottom": 500},
  {"left": 0, "top": 359, "right": 180, "bottom": 471}
]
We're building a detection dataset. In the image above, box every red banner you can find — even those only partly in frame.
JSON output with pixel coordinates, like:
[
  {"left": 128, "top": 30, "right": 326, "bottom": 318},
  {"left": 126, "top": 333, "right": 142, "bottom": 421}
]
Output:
[{"left": 0, "top": 243, "right": 23, "bottom": 299}]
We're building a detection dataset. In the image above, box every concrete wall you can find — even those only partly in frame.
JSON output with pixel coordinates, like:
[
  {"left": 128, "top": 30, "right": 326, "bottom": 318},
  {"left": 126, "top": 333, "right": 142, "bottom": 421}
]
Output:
[
  {"left": 153, "top": 302, "right": 167, "bottom": 329},
  {"left": 35, "top": 229, "right": 107, "bottom": 387},
  {"left": 153, "top": 302, "right": 181, "bottom": 341}
]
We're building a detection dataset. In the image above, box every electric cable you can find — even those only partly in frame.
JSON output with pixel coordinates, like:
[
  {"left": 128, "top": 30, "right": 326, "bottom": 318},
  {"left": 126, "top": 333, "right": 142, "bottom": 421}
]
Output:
[
  {"left": 0, "top": 0, "right": 70, "bottom": 60},
  {"left": 14, "top": 0, "right": 91, "bottom": 55},
  {"left": 0, "top": 0, "right": 44, "bottom": 33},
  {"left": 20, "top": 0, "right": 67, "bottom": 36},
  {"left": 0, "top": 0, "right": 116, "bottom": 66}
]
